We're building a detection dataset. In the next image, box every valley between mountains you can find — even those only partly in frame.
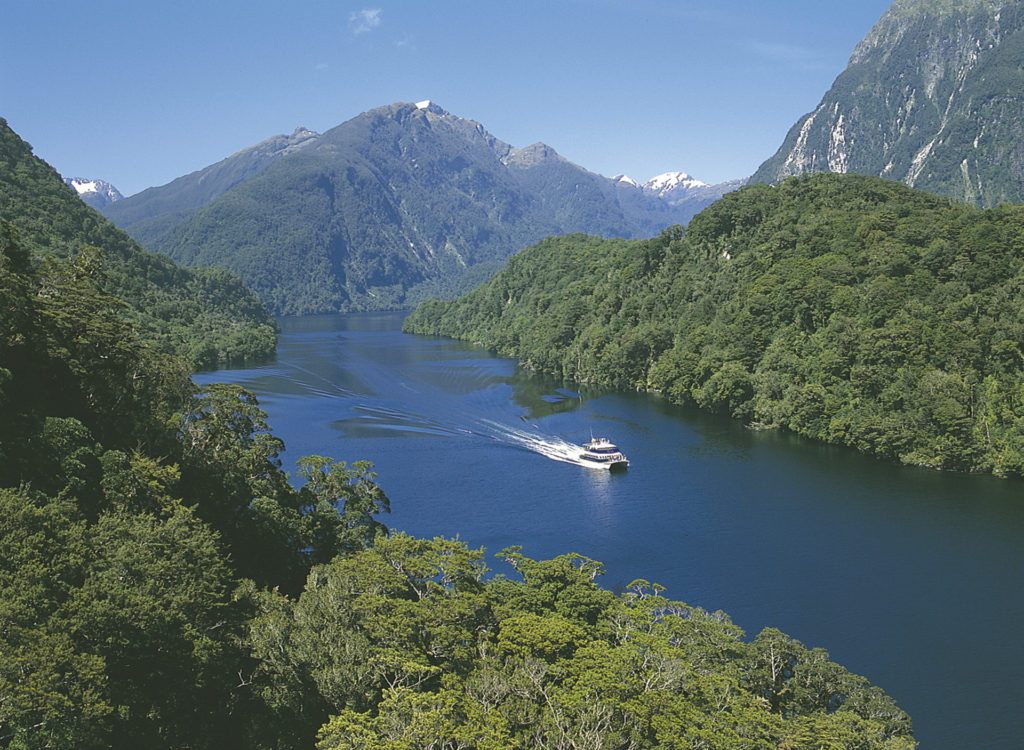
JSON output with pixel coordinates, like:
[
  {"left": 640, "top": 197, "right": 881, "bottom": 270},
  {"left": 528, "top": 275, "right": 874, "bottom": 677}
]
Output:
[{"left": 7, "top": 0, "right": 1024, "bottom": 748}]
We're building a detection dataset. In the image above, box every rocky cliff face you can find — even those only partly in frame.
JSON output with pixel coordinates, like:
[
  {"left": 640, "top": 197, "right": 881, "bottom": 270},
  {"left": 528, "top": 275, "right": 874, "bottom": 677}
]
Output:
[{"left": 752, "top": 0, "right": 1024, "bottom": 207}]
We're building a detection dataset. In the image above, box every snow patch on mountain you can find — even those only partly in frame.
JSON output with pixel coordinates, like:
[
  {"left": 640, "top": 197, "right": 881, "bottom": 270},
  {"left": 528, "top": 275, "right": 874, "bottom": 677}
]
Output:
[
  {"left": 643, "top": 171, "right": 710, "bottom": 195},
  {"left": 64, "top": 177, "right": 124, "bottom": 208},
  {"left": 611, "top": 171, "right": 712, "bottom": 196}
]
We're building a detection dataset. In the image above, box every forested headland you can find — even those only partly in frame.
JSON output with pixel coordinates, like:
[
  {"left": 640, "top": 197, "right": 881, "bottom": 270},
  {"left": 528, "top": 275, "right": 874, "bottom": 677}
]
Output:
[
  {"left": 0, "top": 118, "right": 277, "bottom": 369},
  {"left": 406, "top": 172, "right": 1024, "bottom": 477},
  {"left": 0, "top": 183, "right": 915, "bottom": 746}
]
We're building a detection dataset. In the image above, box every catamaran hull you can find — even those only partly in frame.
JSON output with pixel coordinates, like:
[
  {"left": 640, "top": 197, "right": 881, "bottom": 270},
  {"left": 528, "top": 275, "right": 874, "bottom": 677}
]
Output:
[{"left": 578, "top": 457, "right": 629, "bottom": 471}]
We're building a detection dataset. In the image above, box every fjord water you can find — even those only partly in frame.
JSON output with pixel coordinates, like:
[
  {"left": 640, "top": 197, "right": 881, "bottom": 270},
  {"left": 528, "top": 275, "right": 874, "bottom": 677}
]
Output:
[{"left": 196, "top": 312, "right": 1024, "bottom": 749}]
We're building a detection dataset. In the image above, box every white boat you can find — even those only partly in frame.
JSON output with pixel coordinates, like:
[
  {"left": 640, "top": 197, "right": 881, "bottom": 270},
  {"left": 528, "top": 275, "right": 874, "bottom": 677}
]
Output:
[{"left": 579, "top": 437, "right": 629, "bottom": 471}]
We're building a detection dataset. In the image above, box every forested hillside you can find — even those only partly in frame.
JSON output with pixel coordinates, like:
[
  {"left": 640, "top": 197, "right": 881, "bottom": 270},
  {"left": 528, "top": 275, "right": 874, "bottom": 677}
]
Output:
[
  {"left": 406, "top": 173, "right": 1024, "bottom": 476},
  {"left": 0, "top": 118, "right": 276, "bottom": 369},
  {"left": 0, "top": 190, "right": 914, "bottom": 747},
  {"left": 0, "top": 222, "right": 389, "bottom": 747}
]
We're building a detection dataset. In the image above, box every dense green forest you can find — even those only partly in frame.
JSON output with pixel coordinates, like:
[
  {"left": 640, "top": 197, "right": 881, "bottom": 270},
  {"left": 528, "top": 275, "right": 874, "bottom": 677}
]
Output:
[
  {"left": 0, "top": 118, "right": 277, "bottom": 369},
  {"left": 406, "top": 173, "right": 1024, "bottom": 477},
  {"left": 0, "top": 191, "right": 914, "bottom": 746}
]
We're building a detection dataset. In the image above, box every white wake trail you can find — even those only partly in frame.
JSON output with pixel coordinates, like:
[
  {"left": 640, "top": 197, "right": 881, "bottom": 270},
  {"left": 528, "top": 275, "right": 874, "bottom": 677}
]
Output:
[{"left": 477, "top": 420, "right": 588, "bottom": 467}]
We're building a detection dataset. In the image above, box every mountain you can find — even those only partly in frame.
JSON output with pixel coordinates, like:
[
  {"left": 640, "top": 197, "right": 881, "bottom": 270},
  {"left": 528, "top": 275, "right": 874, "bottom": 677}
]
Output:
[
  {"left": 641, "top": 171, "right": 709, "bottom": 199},
  {"left": 102, "top": 126, "right": 320, "bottom": 250},
  {"left": 0, "top": 118, "right": 277, "bottom": 369},
  {"left": 64, "top": 176, "right": 123, "bottom": 210},
  {"left": 752, "top": 0, "right": 1024, "bottom": 207},
  {"left": 109, "top": 102, "right": 733, "bottom": 315},
  {"left": 642, "top": 171, "right": 746, "bottom": 214}
]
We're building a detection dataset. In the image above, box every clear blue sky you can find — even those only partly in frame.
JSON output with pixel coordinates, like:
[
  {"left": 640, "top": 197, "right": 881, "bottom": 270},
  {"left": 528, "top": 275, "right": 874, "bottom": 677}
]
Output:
[{"left": 3, "top": 0, "right": 894, "bottom": 197}]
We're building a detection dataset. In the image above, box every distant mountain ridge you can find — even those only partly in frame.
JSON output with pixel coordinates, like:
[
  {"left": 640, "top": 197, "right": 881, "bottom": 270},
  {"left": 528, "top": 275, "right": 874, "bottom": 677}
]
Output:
[
  {"left": 642, "top": 172, "right": 746, "bottom": 208},
  {"left": 64, "top": 176, "right": 123, "bottom": 209},
  {"left": 107, "top": 101, "right": 739, "bottom": 315},
  {"left": 103, "top": 126, "right": 320, "bottom": 250},
  {"left": 752, "top": 0, "right": 1024, "bottom": 206}
]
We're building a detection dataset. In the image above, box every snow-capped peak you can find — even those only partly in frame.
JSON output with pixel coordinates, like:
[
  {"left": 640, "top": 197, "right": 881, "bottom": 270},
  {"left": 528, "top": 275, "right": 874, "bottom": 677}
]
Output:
[
  {"left": 643, "top": 171, "right": 710, "bottom": 195},
  {"left": 612, "top": 174, "right": 640, "bottom": 188},
  {"left": 64, "top": 177, "right": 124, "bottom": 209},
  {"left": 411, "top": 100, "right": 450, "bottom": 117}
]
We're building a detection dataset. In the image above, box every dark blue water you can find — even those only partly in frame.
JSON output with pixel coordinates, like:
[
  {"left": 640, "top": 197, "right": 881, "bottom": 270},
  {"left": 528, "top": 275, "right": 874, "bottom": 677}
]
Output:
[{"left": 196, "top": 312, "right": 1024, "bottom": 749}]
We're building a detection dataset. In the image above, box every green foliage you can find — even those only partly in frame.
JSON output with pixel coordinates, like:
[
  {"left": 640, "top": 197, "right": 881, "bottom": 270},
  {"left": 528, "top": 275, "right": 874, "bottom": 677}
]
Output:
[
  {"left": 0, "top": 119, "right": 277, "bottom": 369},
  {"left": 293, "top": 543, "right": 914, "bottom": 750},
  {"left": 407, "top": 173, "right": 1024, "bottom": 476},
  {"left": 0, "top": 234, "right": 392, "bottom": 748},
  {"left": 67, "top": 506, "right": 240, "bottom": 748},
  {"left": 243, "top": 533, "right": 491, "bottom": 748},
  {"left": 0, "top": 489, "right": 111, "bottom": 750},
  {"left": 174, "top": 386, "right": 393, "bottom": 592},
  {"left": 296, "top": 456, "right": 391, "bottom": 560}
]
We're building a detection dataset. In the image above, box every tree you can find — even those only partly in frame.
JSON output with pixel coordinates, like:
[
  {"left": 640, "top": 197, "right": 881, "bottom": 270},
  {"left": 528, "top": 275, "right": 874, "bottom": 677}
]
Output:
[
  {"left": 65, "top": 506, "right": 243, "bottom": 749},
  {"left": 178, "top": 383, "right": 306, "bottom": 589},
  {"left": 0, "top": 489, "right": 110, "bottom": 750},
  {"left": 296, "top": 456, "right": 391, "bottom": 561}
]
